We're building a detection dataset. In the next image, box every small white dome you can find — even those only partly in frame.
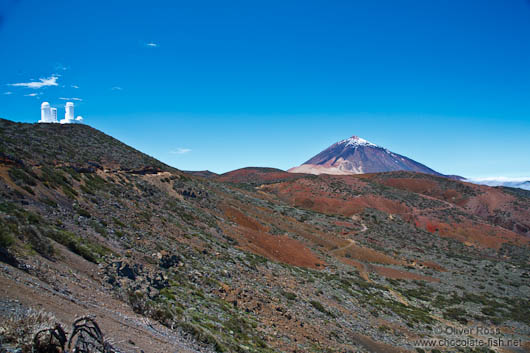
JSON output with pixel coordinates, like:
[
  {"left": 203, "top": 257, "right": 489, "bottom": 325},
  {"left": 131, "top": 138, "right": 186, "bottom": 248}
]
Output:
[{"left": 41, "top": 102, "right": 50, "bottom": 107}]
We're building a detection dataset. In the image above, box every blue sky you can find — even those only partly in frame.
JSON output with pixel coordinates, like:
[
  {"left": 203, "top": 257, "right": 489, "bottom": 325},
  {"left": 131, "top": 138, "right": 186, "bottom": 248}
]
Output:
[{"left": 1, "top": 0, "right": 529, "bottom": 177}]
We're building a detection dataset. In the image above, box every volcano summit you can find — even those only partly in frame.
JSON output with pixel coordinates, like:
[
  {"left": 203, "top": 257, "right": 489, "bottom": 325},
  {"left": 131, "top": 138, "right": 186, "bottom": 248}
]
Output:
[{"left": 289, "top": 135, "right": 443, "bottom": 176}]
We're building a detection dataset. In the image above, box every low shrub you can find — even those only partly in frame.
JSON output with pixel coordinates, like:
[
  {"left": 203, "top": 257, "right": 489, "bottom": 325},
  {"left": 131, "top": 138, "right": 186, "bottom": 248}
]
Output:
[
  {"left": 22, "top": 226, "right": 54, "bottom": 258},
  {"left": 310, "top": 300, "right": 335, "bottom": 317},
  {"left": 0, "top": 307, "right": 62, "bottom": 353},
  {"left": 282, "top": 290, "right": 297, "bottom": 300},
  {"left": 45, "top": 229, "right": 109, "bottom": 263},
  {"left": 0, "top": 229, "right": 15, "bottom": 248},
  {"left": 8, "top": 167, "right": 37, "bottom": 186}
]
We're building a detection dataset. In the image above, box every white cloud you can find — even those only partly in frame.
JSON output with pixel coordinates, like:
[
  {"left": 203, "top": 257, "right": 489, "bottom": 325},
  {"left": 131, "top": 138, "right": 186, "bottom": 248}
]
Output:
[
  {"left": 466, "top": 176, "right": 530, "bottom": 190},
  {"left": 59, "top": 97, "right": 83, "bottom": 101},
  {"left": 466, "top": 176, "right": 530, "bottom": 183},
  {"left": 111, "top": 86, "right": 123, "bottom": 91},
  {"left": 146, "top": 42, "right": 158, "bottom": 47},
  {"left": 170, "top": 148, "right": 192, "bottom": 155},
  {"left": 3, "top": 91, "right": 13, "bottom": 95},
  {"left": 24, "top": 93, "right": 40, "bottom": 97},
  {"left": 9, "top": 75, "right": 59, "bottom": 89},
  {"left": 71, "top": 85, "right": 79, "bottom": 89}
]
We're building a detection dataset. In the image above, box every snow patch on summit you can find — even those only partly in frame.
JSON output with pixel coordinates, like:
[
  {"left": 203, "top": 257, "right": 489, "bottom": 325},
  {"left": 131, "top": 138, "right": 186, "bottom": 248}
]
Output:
[{"left": 338, "top": 136, "right": 376, "bottom": 148}]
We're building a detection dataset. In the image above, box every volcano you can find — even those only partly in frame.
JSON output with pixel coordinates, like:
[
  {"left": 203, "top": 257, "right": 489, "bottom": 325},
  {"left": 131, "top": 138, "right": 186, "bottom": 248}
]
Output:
[{"left": 288, "top": 135, "right": 443, "bottom": 176}]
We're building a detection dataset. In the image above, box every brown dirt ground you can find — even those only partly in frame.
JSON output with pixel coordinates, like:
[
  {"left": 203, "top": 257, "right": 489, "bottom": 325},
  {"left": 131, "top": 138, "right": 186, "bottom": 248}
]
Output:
[{"left": 0, "top": 245, "right": 199, "bottom": 353}]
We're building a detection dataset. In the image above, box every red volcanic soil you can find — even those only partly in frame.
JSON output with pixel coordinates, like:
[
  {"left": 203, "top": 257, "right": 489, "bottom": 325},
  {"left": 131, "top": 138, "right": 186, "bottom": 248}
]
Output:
[
  {"left": 380, "top": 177, "right": 438, "bottom": 193},
  {"left": 337, "top": 253, "right": 441, "bottom": 282},
  {"left": 293, "top": 195, "right": 410, "bottom": 218},
  {"left": 241, "top": 228, "right": 325, "bottom": 269},
  {"left": 467, "top": 187, "right": 514, "bottom": 213},
  {"left": 415, "top": 217, "right": 529, "bottom": 249},
  {"left": 378, "top": 177, "right": 470, "bottom": 206},
  {"left": 339, "top": 258, "right": 368, "bottom": 278},
  {"left": 220, "top": 204, "right": 325, "bottom": 269},
  {"left": 334, "top": 243, "right": 402, "bottom": 266},
  {"left": 263, "top": 176, "right": 411, "bottom": 218},
  {"left": 217, "top": 169, "right": 529, "bottom": 278},
  {"left": 364, "top": 173, "right": 530, "bottom": 237},
  {"left": 222, "top": 204, "right": 268, "bottom": 232},
  {"left": 418, "top": 260, "right": 446, "bottom": 272},
  {"left": 259, "top": 172, "right": 530, "bottom": 252}
]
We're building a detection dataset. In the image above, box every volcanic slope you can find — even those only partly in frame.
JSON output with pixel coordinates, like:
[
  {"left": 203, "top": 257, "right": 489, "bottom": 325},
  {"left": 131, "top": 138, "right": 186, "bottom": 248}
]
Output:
[
  {"left": 289, "top": 135, "right": 444, "bottom": 176},
  {"left": 1, "top": 119, "right": 529, "bottom": 353}
]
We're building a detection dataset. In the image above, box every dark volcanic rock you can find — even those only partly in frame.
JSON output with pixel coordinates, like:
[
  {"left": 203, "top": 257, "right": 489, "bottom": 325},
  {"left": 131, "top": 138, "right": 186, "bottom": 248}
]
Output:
[{"left": 159, "top": 254, "right": 180, "bottom": 269}]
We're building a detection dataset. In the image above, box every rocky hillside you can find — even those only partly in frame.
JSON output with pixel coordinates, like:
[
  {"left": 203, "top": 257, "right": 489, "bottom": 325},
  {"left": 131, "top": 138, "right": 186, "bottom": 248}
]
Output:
[
  {"left": 0, "top": 118, "right": 171, "bottom": 173},
  {"left": 1, "top": 119, "right": 529, "bottom": 353},
  {"left": 289, "top": 136, "right": 443, "bottom": 176}
]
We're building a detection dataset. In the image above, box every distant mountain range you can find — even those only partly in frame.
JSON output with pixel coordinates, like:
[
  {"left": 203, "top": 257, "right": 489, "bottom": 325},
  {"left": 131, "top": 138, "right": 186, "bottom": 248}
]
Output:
[
  {"left": 186, "top": 135, "right": 529, "bottom": 191},
  {"left": 289, "top": 135, "right": 444, "bottom": 176}
]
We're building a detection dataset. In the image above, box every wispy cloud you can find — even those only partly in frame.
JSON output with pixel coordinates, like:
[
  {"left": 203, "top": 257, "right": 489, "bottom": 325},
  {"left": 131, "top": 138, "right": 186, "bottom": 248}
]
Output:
[
  {"left": 59, "top": 97, "right": 83, "bottom": 101},
  {"left": 146, "top": 42, "right": 158, "bottom": 48},
  {"left": 8, "top": 75, "right": 59, "bottom": 89},
  {"left": 71, "top": 85, "right": 79, "bottom": 89},
  {"left": 170, "top": 148, "right": 192, "bottom": 155},
  {"left": 3, "top": 91, "right": 13, "bottom": 95},
  {"left": 54, "top": 64, "right": 69, "bottom": 71},
  {"left": 24, "top": 93, "right": 40, "bottom": 97},
  {"left": 111, "top": 86, "right": 123, "bottom": 91}
]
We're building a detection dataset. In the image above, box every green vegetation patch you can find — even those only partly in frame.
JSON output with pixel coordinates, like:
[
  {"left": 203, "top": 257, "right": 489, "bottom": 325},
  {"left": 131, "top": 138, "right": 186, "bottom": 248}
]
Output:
[
  {"left": 8, "top": 167, "right": 37, "bottom": 186},
  {"left": 39, "top": 166, "right": 71, "bottom": 189},
  {"left": 127, "top": 278, "right": 274, "bottom": 353},
  {"left": 281, "top": 290, "right": 297, "bottom": 301},
  {"left": 310, "top": 300, "right": 335, "bottom": 317},
  {"left": 45, "top": 229, "right": 110, "bottom": 263},
  {"left": 0, "top": 228, "right": 15, "bottom": 248}
]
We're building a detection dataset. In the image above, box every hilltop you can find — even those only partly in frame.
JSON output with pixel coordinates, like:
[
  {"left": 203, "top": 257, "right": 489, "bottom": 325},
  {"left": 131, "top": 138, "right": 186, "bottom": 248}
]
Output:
[
  {"left": 0, "top": 119, "right": 172, "bottom": 173},
  {"left": 1, "top": 119, "right": 529, "bottom": 353}
]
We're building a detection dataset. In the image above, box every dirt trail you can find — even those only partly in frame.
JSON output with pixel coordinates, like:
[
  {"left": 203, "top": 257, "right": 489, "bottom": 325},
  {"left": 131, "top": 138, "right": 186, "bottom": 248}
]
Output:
[
  {"left": 388, "top": 289, "right": 409, "bottom": 306},
  {"left": 359, "top": 222, "right": 368, "bottom": 233},
  {"left": 331, "top": 239, "right": 357, "bottom": 253},
  {"left": 332, "top": 220, "right": 371, "bottom": 280},
  {"left": 336, "top": 220, "right": 409, "bottom": 306},
  {"left": 0, "top": 261, "right": 205, "bottom": 353},
  {"left": 331, "top": 220, "right": 368, "bottom": 253}
]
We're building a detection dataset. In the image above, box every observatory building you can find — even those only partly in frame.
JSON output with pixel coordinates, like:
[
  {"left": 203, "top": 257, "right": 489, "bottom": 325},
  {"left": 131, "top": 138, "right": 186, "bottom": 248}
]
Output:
[
  {"left": 39, "top": 102, "right": 58, "bottom": 123},
  {"left": 60, "top": 102, "right": 75, "bottom": 124},
  {"left": 38, "top": 101, "right": 84, "bottom": 124}
]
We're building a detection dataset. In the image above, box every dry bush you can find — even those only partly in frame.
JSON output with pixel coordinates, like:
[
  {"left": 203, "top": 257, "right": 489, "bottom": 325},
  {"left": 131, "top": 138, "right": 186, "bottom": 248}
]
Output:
[{"left": 0, "top": 307, "right": 63, "bottom": 353}]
